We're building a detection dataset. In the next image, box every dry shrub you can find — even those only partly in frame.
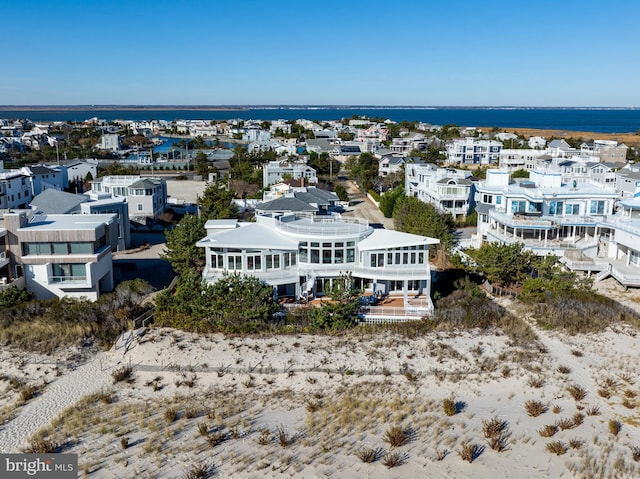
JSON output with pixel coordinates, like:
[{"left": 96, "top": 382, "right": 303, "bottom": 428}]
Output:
[
  {"left": 164, "top": 406, "right": 178, "bottom": 423},
  {"left": 206, "top": 431, "right": 226, "bottom": 448},
  {"left": 488, "top": 433, "right": 510, "bottom": 452},
  {"left": 197, "top": 422, "right": 208, "bottom": 436},
  {"left": 528, "top": 376, "right": 545, "bottom": 388},
  {"left": 524, "top": 400, "right": 547, "bottom": 417},
  {"left": 570, "top": 349, "right": 583, "bottom": 357},
  {"left": 530, "top": 288, "right": 640, "bottom": 334},
  {"left": 552, "top": 404, "right": 561, "bottom": 414},
  {"left": 622, "top": 398, "right": 636, "bottom": 409},
  {"left": 26, "top": 438, "right": 58, "bottom": 453},
  {"left": 608, "top": 419, "right": 622, "bottom": 436},
  {"left": 556, "top": 418, "right": 575, "bottom": 431},
  {"left": 586, "top": 405, "right": 601, "bottom": 416},
  {"left": 355, "top": 447, "right": 382, "bottom": 463},
  {"left": 111, "top": 365, "right": 133, "bottom": 383},
  {"left": 257, "top": 428, "right": 271, "bottom": 445},
  {"left": 435, "top": 448, "right": 448, "bottom": 461},
  {"left": 442, "top": 397, "right": 457, "bottom": 416},
  {"left": 598, "top": 388, "right": 612, "bottom": 399},
  {"left": 182, "top": 462, "right": 214, "bottom": 479},
  {"left": 569, "top": 438, "right": 584, "bottom": 449},
  {"left": 305, "top": 400, "right": 321, "bottom": 413},
  {"left": 546, "top": 441, "right": 568, "bottom": 455},
  {"left": 557, "top": 365, "right": 571, "bottom": 374},
  {"left": 567, "top": 384, "right": 587, "bottom": 401},
  {"left": 482, "top": 417, "right": 508, "bottom": 439},
  {"left": 384, "top": 425, "right": 410, "bottom": 448},
  {"left": 458, "top": 443, "right": 482, "bottom": 463},
  {"left": 631, "top": 446, "right": 640, "bottom": 462},
  {"left": 382, "top": 451, "right": 405, "bottom": 468},
  {"left": 572, "top": 412, "right": 584, "bottom": 426},
  {"left": 538, "top": 424, "right": 558, "bottom": 437},
  {"left": 276, "top": 424, "right": 291, "bottom": 447}
]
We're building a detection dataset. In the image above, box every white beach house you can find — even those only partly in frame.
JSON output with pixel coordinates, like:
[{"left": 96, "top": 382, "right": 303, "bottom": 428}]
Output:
[{"left": 197, "top": 213, "right": 439, "bottom": 320}]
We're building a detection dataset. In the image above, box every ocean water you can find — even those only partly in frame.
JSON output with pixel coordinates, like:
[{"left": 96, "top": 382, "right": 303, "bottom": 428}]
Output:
[{"left": 1, "top": 107, "right": 639, "bottom": 133}]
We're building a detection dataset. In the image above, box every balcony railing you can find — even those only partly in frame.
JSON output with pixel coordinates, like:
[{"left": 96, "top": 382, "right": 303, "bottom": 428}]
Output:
[{"left": 49, "top": 275, "right": 87, "bottom": 284}]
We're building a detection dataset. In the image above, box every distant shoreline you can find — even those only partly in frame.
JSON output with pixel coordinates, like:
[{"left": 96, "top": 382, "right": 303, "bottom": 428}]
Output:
[{"left": 0, "top": 105, "right": 638, "bottom": 111}]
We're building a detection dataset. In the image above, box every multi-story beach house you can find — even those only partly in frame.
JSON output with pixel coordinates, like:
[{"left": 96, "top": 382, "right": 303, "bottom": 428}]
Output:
[
  {"left": 405, "top": 163, "right": 475, "bottom": 219},
  {"left": 446, "top": 138, "right": 502, "bottom": 165},
  {"left": 197, "top": 213, "right": 439, "bottom": 321},
  {"left": 1, "top": 211, "right": 119, "bottom": 300},
  {"left": 262, "top": 160, "right": 318, "bottom": 188},
  {"left": 89, "top": 175, "right": 167, "bottom": 222},
  {"left": 474, "top": 169, "right": 640, "bottom": 289}
]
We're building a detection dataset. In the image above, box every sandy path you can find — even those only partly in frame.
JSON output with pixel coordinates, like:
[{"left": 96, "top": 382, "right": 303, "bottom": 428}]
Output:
[{"left": 0, "top": 353, "right": 117, "bottom": 453}]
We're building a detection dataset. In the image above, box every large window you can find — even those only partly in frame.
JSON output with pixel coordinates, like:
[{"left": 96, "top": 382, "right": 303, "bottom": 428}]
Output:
[
  {"left": 51, "top": 263, "right": 86, "bottom": 283},
  {"left": 266, "top": 254, "right": 280, "bottom": 270},
  {"left": 511, "top": 200, "right": 525, "bottom": 213},
  {"left": 548, "top": 201, "right": 563, "bottom": 216},
  {"left": 211, "top": 253, "right": 224, "bottom": 269},
  {"left": 24, "top": 242, "right": 93, "bottom": 255},
  {"left": 590, "top": 200, "right": 605, "bottom": 215},
  {"left": 565, "top": 203, "right": 580, "bottom": 215},
  {"left": 247, "top": 255, "right": 262, "bottom": 271},
  {"left": 228, "top": 255, "right": 242, "bottom": 270}
]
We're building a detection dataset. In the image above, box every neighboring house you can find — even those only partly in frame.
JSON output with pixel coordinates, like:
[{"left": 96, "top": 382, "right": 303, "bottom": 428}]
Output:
[
  {"left": 616, "top": 167, "right": 640, "bottom": 199},
  {"left": 498, "top": 149, "right": 549, "bottom": 171},
  {"left": 528, "top": 136, "right": 547, "bottom": 149},
  {"left": 54, "top": 159, "right": 99, "bottom": 188},
  {"left": 256, "top": 187, "right": 339, "bottom": 215},
  {"left": 89, "top": 175, "right": 167, "bottom": 222},
  {"left": 96, "top": 134, "right": 121, "bottom": 152},
  {"left": 473, "top": 169, "right": 640, "bottom": 288},
  {"left": 2, "top": 211, "right": 118, "bottom": 300},
  {"left": 263, "top": 160, "right": 318, "bottom": 188},
  {"left": 378, "top": 155, "right": 424, "bottom": 178},
  {"left": 446, "top": 138, "right": 502, "bottom": 165},
  {"left": 580, "top": 140, "right": 628, "bottom": 163},
  {"left": 405, "top": 163, "right": 475, "bottom": 218},
  {"left": 196, "top": 212, "right": 439, "bottom": 320},
  {"left": 0, "top": 170, "right": 32, "bottom": 209},
  {"left": 30, "top": 189, "right": 131, "bottom": 251},
  {"left": 21, "top": 165, "right": 64, "bottom": 196},
  {"left": 389, "top": 134, "right": 429, "bottom": 155}
]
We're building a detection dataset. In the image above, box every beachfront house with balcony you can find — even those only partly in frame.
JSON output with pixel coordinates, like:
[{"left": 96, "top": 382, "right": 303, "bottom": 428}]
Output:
[
  {"left": 2, "top": 211, "right": 118, "bottom": 300},
  {"left": 405, "top": 163, "right": 475, "bottom": 219},
  {"left": 263, "top": 160, "right": 318, "bottom": 188},
  {"left": 446, "top": 138, "right": 502, "bottom": 165},
  {"left": 89, "top": 175, "right": 167, "bottom": 223},
  {"left": 197, "top": 213, "right": 439, "bottom": 321},
  {"left": 474, "top": 169, "right": 640, "bottom": 289}
]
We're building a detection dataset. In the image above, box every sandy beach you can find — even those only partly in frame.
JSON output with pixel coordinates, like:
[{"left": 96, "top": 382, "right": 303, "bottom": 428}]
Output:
[{"left": 1, "top": 287, "right": 640, "bottom": 478}]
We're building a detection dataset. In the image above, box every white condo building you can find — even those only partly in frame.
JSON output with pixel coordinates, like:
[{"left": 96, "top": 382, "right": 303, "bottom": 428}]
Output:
[
  {"left": 446, "top": 138, "right": 502, "bottom": 165},
  {"left": 474, "top": 169, "right": 640, "bottom": 289},
  {"left": 405, "top": 163, "right": 475, "bottom": 218},
  {"left": 197, "top": 213, "right": 439, "bottom": 321}
]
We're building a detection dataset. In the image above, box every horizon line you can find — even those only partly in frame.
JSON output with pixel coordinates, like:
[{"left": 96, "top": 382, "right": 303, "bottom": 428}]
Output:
[{"left": 0, "top": 104, "right": 638, "bottom": 110}]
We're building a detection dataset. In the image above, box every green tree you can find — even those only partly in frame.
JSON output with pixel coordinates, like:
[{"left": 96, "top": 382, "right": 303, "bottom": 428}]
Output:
[
  {"left": 0, "top": 287, "right": 33, "bottom": 308},
  {"left": 392, "top": 196, "right": 454, "bottom": 257},
  {"left": 465, "top": 242, "right": 536, "bottom": 288},
  {"left": 198, "top": 182, "right": 239, "bottom": 220},
  {"left": 194, "top": 151, "right": 209, "bottom": 178},
  {"left": 379, "top": 186, "right": 404, "bottom": 218},
  {"left": 334, "top": 184, "right": 349, "bottom": 202},
  {"left": 307, "top": 273, "right": 359, "bottom": 330},
  {"left": 162, "top": 214, "right": 206, "bottom": 274},
  {"left": 511, "top": 169, "right": 530, "bottom": 178}
]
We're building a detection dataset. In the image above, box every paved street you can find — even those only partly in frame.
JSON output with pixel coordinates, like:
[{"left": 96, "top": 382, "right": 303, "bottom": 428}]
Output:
[{"left": 340, "top": 180, "right": 394, "bottom": 229}]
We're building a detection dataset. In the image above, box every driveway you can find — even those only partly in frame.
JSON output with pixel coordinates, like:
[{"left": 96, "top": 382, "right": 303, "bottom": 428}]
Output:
[{"left": 340, "top": 180, "right": 394, "bottom": 229}]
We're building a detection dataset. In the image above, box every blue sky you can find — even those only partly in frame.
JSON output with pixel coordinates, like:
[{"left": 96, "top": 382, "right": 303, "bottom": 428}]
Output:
[{"left": 2, "top": 0, "right": 639, "bottom": 106}]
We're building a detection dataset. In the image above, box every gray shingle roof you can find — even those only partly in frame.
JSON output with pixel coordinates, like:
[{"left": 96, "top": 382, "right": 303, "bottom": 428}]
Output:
[
  {"left": 257, "top": 196, "right": 318, "bottom": 212},
  {"left": 30, "top": 189, "right": 88, "bottom": 214}
]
